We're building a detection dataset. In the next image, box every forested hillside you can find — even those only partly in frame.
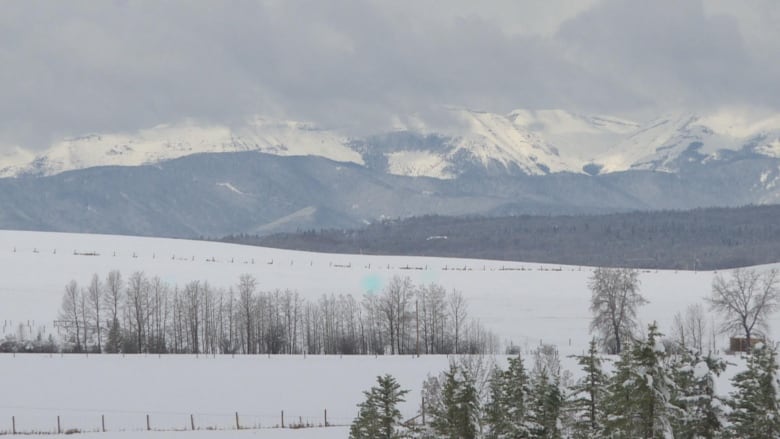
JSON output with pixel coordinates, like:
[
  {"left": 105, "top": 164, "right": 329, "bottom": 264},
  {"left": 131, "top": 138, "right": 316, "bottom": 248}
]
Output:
[{"left": 233, "top": 205, "right": 780, "bottom": 270}]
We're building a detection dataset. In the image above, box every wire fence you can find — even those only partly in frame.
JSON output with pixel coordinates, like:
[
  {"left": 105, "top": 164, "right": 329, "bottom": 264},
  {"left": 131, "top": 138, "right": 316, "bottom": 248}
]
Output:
[{"left": 0, "top": 406, "right": 370, "bottom": 435}]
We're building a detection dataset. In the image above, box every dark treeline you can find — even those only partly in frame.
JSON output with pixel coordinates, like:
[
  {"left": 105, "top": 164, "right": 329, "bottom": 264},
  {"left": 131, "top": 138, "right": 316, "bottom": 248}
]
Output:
[
  {"left": 230, "top": 204, "right": 780, "bottom": 270},
  {"left": 33, "top": 271, "right": 499, "bottom": 356}
]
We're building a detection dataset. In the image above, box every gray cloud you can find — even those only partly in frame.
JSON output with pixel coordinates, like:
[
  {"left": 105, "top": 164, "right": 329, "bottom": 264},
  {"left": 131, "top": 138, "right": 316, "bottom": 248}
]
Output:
[
  {"left": 0, "top": 0, "right": 777, "bottom": 151},
  {"left": 556, "top": 0, "right": 778, "bottom": 115}
]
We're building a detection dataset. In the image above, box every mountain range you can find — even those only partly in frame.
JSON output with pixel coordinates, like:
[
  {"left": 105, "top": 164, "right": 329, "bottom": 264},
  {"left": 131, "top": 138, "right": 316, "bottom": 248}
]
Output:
[{"left": 0, "top": 108, "right": 779, "bottom": 237}]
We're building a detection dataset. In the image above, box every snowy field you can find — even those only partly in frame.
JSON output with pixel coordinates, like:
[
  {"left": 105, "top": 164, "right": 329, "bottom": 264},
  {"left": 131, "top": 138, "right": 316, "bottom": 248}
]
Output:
[
  {"left": 0, "top": 354, "right": 448, "bottom": 434},
  {"left": 0, "top": 230, "right": 773, "bottom": 437}
]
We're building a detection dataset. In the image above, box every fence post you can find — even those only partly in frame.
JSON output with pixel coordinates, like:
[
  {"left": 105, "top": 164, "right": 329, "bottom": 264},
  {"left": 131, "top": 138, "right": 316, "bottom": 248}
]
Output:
[
  {"left": 235, "top": 412, "right": 240, "bottom": 430},
  {"left": 281, "top": 410, "right": 284, "bottom": 428},
  {"left": 324, "top": 409, "right": 328, "bottom": 426},
  {"left": 12, "top": 416, "right": 15, "bottom": 434},
  {"left": 102, "top": 414, "right": 105, "bottom": 432},
  {"left": 146, "top": 414, "right": 150, "bottom": 431},
  {"left": 190, "top": 414, "right": 195, "bottom": 430},
  {"left": 57, "top": 415, "right": 61, "bottom": 434}
]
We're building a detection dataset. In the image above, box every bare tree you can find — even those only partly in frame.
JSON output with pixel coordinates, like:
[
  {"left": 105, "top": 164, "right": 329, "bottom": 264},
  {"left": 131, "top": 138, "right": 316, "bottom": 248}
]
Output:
[
  {"left": 104, "top": 270, "right": 123, "bottom": 322},
  {"left": 104, "top": 270, "right": 124, "bottom": 351},
  {"left": 79, "top": 288, "right": 89, "bottom": 351},
  {"left": 589, "top": 267, "right": 646, "bottom": 354},
  {"left": 671, "top": 303, "right": 708, "bottom": 354},
  {"left": 707, "top": 268, "right": 780, "bottom": 353},
  {"left": 126, "top": 271, "right": 150, "bottom": 353},
  {"left": 148, "top": 276, "right": 169, "bottom": 353},
  {"left": 449, "top": 290, "right": 467, "bottom": 355},
  {"left": 380, "top": 276, "right": 414, "bottom": 354},
  {"left": 183, "top": 280, "right": 202, "bottom": 354},
  {"left": 237, "top": 274, "right": 256, "bottom": 354},
  {"left": 419, "top": 283, "right": 447, "bottom": 354},
  {"left": 86, "top": 273, "right": 103, "bottom": 352},
  {"left": 59, "top": 280, "right": 82, "bottom": 352}
]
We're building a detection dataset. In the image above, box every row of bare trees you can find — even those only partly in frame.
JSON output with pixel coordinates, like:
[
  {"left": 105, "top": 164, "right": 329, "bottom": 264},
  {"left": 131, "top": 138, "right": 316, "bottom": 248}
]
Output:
[{"left": 57, "top": 271, "right": 499, "bottom": 355}]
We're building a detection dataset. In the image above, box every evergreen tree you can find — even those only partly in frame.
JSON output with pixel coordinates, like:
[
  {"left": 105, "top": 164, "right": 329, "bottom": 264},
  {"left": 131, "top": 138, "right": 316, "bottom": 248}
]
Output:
[
  {"left": 351, "top": 392, "right": 382, "bottom": 439},
  {"left": 603, "top": 323, "right": 680, "bottom": 438},
  {"left": 431, "top": 364, "right": 480, "bottom": 439},
  {"left": 484, "top": 367, "right": 510, "bottom": 438},
  {"left": 671, "top": 351, "right": 726, "bottom": 439},
  {"left": 726, "top": 342, "right": 780, "bottom": 438},
  {"left": 350, "top": 374, "right": 410, "bottom": 439},
  {"left": 568, "top": 339, "right": 608, "bottom": 439},
  {"left": 527, "top": 368, "right": 563, "bottom": 439},
  {"left": 602, "top": 343, "right": 634, "bottom": 438},
  {"left": 483, "top": 354, "right": 532, "bottom": 438}
]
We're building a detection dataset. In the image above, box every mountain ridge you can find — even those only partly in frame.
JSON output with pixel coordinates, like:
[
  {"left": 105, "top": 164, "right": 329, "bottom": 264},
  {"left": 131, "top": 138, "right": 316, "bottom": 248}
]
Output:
[
  {"left": 0, "top": 150, "right": 779, "bottom": 238},
  {"left": 3, "top": 108, "right": 779, "bottom": 182}
]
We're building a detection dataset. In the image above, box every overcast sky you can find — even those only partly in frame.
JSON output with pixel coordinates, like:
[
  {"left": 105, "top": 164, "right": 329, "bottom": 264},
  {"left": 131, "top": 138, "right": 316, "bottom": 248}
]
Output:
[{"left": 1, "top": 0, "right": 778, "bottom": 151}]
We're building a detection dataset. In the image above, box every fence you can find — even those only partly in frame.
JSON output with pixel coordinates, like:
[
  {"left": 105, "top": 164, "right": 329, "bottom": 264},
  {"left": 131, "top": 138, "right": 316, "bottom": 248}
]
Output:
[{"left": 0, "top": 407, "right": 362, "bottom": 435}]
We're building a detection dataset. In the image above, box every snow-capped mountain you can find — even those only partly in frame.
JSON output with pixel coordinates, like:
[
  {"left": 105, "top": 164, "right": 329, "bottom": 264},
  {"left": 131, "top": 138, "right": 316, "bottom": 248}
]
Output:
[
  {"left": 596, "top": 111, "right": 780, "bottom": 174},
  {"left": 2, "top": 108, "right": 780, "bottom": 182},
  {"left": 0, "top": 117, "right": 363, "bottom": 178},
  {"left": 350, "top": 108, "right": 645, "bottom": 179},
  {"left": 508, "top": 109, "right": 640, "bottom": 159}
]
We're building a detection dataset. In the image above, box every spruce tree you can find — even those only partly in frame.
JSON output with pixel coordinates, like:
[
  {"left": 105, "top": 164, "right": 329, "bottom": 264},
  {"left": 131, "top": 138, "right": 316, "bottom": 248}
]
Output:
[
  {"left": 484, "top": 367, "right": 510, "bottom": 438},
  {"left": 568, "top": 339, "right": 608, "bottom": 439},
  {"left": 603, "top": 322, "right": 680, "bottom": 438},
  {"left": 602, "top": 342, "right": 634, "bottom": 438},
  {"left": 483, "top": 354, "right": 532, "bottom": 438},
  {"left": 671, "top": 351, "right": 726, "bottom": 439},
  {"left": 431, "top": 364, "right": 480, "bottom": 439},
  {"left": 350, "top": 374, "right": 409, "bottom": 439},
  {"left": 527, "top": 368, "right": 563, "bottom": 439},
  {"left": 727, "top": 342, "right": 780, "bottom": 438}
]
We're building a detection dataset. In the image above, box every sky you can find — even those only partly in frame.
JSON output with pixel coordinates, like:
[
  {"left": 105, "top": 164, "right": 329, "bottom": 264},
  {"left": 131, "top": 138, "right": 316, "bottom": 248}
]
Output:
[{"left": 1, "top": 0, "right": 779, "bottom": 152}]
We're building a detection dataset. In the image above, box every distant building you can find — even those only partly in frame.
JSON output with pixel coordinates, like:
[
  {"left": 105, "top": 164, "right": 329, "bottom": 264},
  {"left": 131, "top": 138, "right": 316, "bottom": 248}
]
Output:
[{"left": 730, "top": 337, "right": 765, "bottom": 353}]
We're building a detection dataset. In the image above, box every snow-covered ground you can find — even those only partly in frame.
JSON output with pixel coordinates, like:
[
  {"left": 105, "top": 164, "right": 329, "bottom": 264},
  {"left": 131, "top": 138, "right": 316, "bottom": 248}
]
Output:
[
  {"left": 4, "top": 230, "right": 769, "bottom": 349},
  {"left": 5, "top": 427, "right": 349, "bottom": 439},
  {"left": 0, "top": 352, "right": 749, "bottom": 437},
  {"left": 0, "top": 230, "right": 771, "bottom": 436},
  {"left": 0, "top": 354, "right": 447, "bottom": 434}
]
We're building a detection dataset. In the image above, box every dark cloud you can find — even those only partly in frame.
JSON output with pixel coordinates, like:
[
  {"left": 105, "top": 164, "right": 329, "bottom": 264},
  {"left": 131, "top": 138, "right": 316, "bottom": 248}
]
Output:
[{"left": 0, "top": 0, "right": 776, "bottom": 150}]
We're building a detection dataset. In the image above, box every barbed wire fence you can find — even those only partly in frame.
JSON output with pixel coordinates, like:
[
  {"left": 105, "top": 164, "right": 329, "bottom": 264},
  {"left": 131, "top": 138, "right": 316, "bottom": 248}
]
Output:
[{"left": 0, "top": 404, "right": 379, "bottom": 435}]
